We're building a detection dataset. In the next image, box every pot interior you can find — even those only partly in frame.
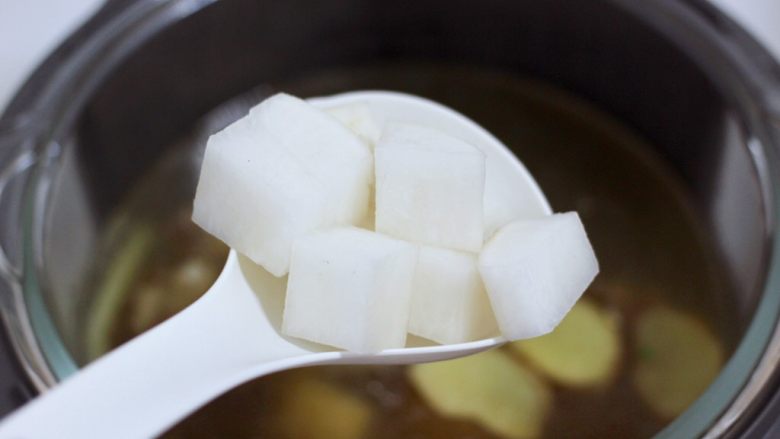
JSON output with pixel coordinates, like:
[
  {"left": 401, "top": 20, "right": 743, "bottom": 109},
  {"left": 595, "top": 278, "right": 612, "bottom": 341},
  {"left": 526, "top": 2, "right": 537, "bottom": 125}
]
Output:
[{"left": 28, "top": 0, "right": 772, "bottom": 438}]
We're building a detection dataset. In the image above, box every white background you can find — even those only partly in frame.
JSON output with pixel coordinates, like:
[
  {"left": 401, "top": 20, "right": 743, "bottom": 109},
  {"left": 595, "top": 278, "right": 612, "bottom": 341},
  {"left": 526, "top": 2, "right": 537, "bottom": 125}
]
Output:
[{"left": 0, "top": 0, "right": 778, "bottom": 113}]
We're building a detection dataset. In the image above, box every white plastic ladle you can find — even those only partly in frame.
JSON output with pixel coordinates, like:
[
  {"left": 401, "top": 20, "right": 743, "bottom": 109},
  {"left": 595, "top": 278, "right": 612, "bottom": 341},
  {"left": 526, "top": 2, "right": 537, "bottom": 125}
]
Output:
[{"left": 0, "top": 91, "right": 551, "bottom": 439}]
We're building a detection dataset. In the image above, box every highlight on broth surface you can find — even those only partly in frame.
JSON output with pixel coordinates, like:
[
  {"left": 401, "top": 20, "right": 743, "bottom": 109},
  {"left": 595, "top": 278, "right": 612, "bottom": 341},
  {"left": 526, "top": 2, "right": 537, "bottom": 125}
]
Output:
[{"left": 82, "top": 66, "right": 733, "bottom": 439}]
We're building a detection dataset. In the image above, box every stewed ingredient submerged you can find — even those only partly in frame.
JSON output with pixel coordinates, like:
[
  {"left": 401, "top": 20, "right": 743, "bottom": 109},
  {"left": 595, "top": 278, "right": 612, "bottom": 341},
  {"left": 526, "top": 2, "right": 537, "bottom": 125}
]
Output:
[
  {"left": 510, "top": 298, "right": 620, "bottom": 388},
  {"left": 83, "top": 66, "right": 733, "bottom": 439}
]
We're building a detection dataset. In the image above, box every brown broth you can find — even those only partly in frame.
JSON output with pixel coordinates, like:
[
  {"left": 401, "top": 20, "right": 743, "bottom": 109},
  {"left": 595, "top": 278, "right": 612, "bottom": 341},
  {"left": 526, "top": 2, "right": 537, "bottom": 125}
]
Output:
[{"left": 88, "top": 65, "right": 736, "bottom": 439}]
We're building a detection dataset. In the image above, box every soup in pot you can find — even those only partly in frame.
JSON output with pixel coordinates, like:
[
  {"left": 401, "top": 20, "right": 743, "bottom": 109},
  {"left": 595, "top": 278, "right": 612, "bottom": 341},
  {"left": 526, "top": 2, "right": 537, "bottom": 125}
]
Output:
[{"left": 82, "top": 65, "right": 736, "bottom": 439}]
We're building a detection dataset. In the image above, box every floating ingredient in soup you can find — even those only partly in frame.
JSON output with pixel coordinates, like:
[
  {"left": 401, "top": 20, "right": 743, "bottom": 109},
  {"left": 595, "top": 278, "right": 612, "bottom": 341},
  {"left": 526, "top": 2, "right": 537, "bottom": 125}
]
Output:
[
  {"left": 159, "top": 256, "right": 224, "bottom": 317},
  {"left": 510, "top": 298, "right": 620, "bottom": 387},
  {"left": 86, "top": 223, "right": 155, "bottom": 360},
  {"left": 131, "top": 285, "right": 165, "bottom": 334},
  {"left": 171, "top": 257, "right": 220, "bottom": 298},
  {"left": 632, "top": 306, "right": 724, "bottom": 418},
  {"left": 273, "top": 372, "right": 374, "bottom": 439},
  {"left": 408, "top": 349, "right": 552, "bottom": 439},
  {"left": 92, "top": 211, "right": 228, "bottom": 354}
]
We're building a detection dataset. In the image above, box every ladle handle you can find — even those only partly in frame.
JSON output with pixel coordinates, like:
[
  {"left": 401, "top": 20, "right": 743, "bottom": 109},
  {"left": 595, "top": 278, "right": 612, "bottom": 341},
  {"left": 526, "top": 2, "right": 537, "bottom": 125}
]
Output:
[{"left": 0, "top": 259, "right": 300, "bottom": 439}]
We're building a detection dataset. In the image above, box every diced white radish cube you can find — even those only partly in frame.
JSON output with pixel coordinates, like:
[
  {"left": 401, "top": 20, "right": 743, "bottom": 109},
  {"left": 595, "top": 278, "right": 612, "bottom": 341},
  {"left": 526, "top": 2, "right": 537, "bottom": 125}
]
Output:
[
  {"left": 478, "top": 212, "right": 599, "bottom": 340},
  {"left": 375, "top": 123, "right": 485, "bottom": 252},
  {"left": 325, "top": 103, "right": 382, "bottom": 149},
  {"left": 193, "top": 93, "right": 372, "bottom": 276},
  {"left": 408, "top": 246, "right": 499, "bottom": 344},
  {"left": 323, "top": 102, "right": 381, "bottom": 228},
  {"left": 248, "top": 93, "right": 373, "bottom": 224},
  {"left": 193, "top": 119, "right": 324, "bottom": 276},
  {"left": 282, "top": 227, "right": 418, "bottom": 352}
]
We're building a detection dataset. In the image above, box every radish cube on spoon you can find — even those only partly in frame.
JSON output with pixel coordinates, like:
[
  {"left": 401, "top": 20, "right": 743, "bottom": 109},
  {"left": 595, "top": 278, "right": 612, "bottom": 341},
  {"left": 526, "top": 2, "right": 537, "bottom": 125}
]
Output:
[
  {"left": 193, "top": 93, "right": 372, "bottom": 276},
  {"left": 323, "top": 102, "right": 382, "bottom": 228},
  {"left": 248, "top": 94, "right": 372, "bottom": 224},
  {"left": 282, "top": 227, "right": 418, "bottom": 352},
  {"left": 479, "top": 212, "right": 599, "bottom": 339},
  {"left": 325, "top": 102, "right": 382, "bottom": 149},
  {"left": 193, "top": 119, "right": 325, "bottom": 276},
  {"left": 408, "top": 246, "right": 499, "bottom": 344},
  {"left": 375, "top": 123, "right": 485, "bottom": 252}
]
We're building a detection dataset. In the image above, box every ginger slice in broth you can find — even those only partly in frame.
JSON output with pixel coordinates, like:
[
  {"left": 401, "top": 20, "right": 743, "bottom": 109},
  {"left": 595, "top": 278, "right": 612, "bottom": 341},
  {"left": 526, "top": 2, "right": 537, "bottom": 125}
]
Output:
[
  {"left": 632, "top": 306, "right": 724, "bottom": 419},
  {"left": 509, "top": 298, "right": 621, "bottom": 388},
  {"left": 408, "top": 349, "right": 552, "bottom": 439},
  {"left": 274, "top": 373, "right": 374, "bottom": 439}
]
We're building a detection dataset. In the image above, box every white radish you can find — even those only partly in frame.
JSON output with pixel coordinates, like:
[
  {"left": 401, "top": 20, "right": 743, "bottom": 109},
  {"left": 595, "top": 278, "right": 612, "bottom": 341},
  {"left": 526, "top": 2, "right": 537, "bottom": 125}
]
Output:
[
  {"left": 282, "top": 227, "right": 418, "bottom": 352},
  {"left": 478, "top": 212, "right": 599, "bottom": 340},
  {"left": 325, "top": 102, "right": 382, "bottom": 149},
  {"left": 375, "top": 123, "right": 485, "bottom": 252},
  {"left": 192, "top": 93, "right": 372, "bottom": 276},
  {"left": 248, "top": 93, "right": 372, "bottom": 224},
  {"left": 408, "top": 246, "right": 498, "bottom": 344}
]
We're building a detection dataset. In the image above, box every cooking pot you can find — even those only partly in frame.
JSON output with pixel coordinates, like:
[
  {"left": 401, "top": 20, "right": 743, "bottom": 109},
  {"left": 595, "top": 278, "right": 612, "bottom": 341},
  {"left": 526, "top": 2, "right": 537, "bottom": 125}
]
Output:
[{"left": 1, "top": 0, "right": 780, "bottom": 437}]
